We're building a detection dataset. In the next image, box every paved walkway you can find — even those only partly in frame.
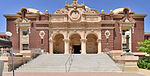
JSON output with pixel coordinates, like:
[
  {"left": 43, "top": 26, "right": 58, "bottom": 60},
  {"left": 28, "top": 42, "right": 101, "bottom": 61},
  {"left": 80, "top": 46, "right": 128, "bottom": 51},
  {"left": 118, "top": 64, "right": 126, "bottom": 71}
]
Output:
[
  {"left": 3, "top": 72, "right": 149, "bottom": 76},
  {"left": 16, "top": 54, "right": 121, "bottom": 72}
]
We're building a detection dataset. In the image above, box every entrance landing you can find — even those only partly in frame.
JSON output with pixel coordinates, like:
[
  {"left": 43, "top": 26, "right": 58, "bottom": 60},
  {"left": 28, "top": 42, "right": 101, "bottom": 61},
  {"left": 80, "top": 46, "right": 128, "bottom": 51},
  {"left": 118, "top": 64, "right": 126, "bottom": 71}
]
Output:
[
  {"left": 16, "top": 54, "right": 122, "bottom": 72},
  {"left": 3, "top": 72, "right": 148, "bottom": 76}
]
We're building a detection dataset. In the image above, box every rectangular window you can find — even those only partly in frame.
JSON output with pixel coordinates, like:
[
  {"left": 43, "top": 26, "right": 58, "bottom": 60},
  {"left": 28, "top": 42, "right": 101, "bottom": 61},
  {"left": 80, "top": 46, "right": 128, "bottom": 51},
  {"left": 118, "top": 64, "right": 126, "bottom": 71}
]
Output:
[
  {"left": 22, "top": 29, "right": 29, "bottom": 36},
  {"left": 122, "top": 29, "right": 129, "bottom": 35},
  {"left": 122, "top": 43, "right": 127, "bottom": 49},
  {"left": 41, "top": 39, "right": 43, "bottom": 44},
  {"left": 23, "top": 44, "right": 29, "bottom": 50}
]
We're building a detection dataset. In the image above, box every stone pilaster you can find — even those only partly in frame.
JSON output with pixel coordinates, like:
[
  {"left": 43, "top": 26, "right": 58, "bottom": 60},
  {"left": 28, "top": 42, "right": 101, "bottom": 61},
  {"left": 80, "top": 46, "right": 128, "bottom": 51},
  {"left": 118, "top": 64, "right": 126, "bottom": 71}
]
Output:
[
  {"left": 81, "top": 39, "right": 87, "bottom": 54},
  {"left": 49, "top": 39, "right": 54, "bottom": 54},
  {"left": 64, "top": 39, "right": 70, "bottom": 54},
  {"left": 97, "top": 39, "right": 102, "bottom": 54}
]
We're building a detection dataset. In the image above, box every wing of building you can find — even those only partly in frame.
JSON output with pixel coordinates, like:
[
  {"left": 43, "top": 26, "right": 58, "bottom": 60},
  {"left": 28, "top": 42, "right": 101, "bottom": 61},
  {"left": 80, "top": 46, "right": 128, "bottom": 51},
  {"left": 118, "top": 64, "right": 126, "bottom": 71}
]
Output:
[{"left": 3, "top": 0, "right": 147, "bottom": 54}]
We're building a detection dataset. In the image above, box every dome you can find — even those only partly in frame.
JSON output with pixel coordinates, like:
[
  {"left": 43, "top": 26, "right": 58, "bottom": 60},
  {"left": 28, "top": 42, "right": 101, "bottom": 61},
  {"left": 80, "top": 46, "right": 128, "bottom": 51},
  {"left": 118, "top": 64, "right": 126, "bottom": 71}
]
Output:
[
  {"left": 27, "top": 8, "right": 43, "bottom": 14},
  {"left": 113, "top": 8, "right": 131, "bottom": 14}
]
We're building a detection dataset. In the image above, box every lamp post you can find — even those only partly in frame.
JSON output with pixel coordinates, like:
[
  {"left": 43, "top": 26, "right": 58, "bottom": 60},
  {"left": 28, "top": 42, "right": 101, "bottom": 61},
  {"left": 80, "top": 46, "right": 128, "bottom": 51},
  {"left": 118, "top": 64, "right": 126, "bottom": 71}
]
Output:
[
  {"left": 122, "top": 31, "right": 134, "bottom": 56},
  {"left": 125, "top": 31, "right": 130, "bottom": 52},
  {"left": 5, "top": 32, "right": 15, "bottom": 76}
]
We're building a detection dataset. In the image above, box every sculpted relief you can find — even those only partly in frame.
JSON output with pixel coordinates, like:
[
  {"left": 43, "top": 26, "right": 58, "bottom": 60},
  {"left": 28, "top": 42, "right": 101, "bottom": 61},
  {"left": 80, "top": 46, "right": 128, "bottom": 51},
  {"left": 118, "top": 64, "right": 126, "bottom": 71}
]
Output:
[
  {"left": 52, "top": 4, "right": 101, "bottom": 22},
  {"left": 70, "top": 11, "right": 80, "bottom": 19}
]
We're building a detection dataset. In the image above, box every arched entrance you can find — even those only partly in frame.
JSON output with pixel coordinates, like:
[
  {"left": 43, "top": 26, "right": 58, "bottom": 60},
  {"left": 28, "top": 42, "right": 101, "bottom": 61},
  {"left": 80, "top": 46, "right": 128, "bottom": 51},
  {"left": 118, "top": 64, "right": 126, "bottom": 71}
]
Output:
[
  {"left": 86, "top": 34, "right": 98, "bottom": 54},
  {"left": 70, "top": 33, "right": 81, "bottom": 54},
  {"left": 53, "top": 34, "right": 64, "bottom": 54}
]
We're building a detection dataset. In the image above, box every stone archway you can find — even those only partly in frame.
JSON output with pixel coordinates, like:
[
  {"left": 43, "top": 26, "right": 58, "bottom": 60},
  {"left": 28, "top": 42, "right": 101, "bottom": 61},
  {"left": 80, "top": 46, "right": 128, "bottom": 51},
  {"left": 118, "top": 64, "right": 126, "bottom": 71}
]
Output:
[
  {"left": 53, "top": 34, "right": 64, "bottom": 54},
  {"left": 86, "top": 34, "right": 98, "bottom": 54},
  {"left": 69, "top": 33, "right": 81, "bottom": 54}
]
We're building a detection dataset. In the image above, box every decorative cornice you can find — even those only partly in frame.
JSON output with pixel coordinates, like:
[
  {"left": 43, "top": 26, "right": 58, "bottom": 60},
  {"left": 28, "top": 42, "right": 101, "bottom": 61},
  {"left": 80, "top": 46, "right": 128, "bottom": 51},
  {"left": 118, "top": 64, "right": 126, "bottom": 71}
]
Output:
[
  {"left": 3, "top": 14, "right": 38, "bottom": 18},
  {"left": 131, "top": 14, "right": 147, "bottom": 18},
  {"left": 35, "top": 26, "right": 114, "bottom": 30},
  {"left": 113, "top": 14, "right": 124, "bottom": 18},
  {"left": 3, "top": 15, "right": 21, "bottom": 18},
  {"left": 34, "top": 20, "right": 116, "bottom": 25}
]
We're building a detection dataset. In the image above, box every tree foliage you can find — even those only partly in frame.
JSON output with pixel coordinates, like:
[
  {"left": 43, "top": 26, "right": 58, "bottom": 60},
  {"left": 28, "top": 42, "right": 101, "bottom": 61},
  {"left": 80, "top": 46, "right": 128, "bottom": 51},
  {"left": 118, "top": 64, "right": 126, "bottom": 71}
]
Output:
[{"left": 137, "top": 39, "right": 150, "bottom": 54}]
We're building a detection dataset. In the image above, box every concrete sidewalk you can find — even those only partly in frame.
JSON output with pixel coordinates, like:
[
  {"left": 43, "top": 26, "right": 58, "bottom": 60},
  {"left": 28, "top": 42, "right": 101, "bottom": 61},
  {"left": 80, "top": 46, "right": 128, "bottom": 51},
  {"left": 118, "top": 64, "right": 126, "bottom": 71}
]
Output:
[{"left": 3, "top": 72, "right": 149, "bottom": 76}]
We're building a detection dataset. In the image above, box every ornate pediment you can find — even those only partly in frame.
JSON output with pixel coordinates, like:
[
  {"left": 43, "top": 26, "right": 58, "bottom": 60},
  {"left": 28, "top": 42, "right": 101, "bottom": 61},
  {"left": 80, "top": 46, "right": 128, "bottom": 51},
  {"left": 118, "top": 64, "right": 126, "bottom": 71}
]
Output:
[
  {"left": 119, "top": 17, "right": 136, "bottom": 33},
  {"left": 54, "top": 8, "right": 68, "bottom": 14},
  {"left": 120, "top": 17, "right": 136, "bottom": 24},
  {"left": 15, "top": 18, "right": 31, "bottom": 23},
  {"left": 52, "top": 0, "right": 101, "bottom": 22}
]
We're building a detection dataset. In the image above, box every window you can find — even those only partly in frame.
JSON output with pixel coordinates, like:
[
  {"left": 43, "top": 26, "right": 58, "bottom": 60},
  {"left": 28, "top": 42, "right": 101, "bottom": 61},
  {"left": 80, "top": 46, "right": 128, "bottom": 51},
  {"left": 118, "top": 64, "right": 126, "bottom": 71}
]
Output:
[
  {"left": 122, "top": 29, "right": 129, "bottom": 35},
  {"left": 41, "top": 39, "right": 43, "bottom": 44},
  {"left": 22, "top": 29, "right": 29, "bottom": 36},
  {"left": 122, "top": 43, "right": 127, "bottom": 49},
  {"left": 23, "top": 44, "right": 29, "bottom": 50}
]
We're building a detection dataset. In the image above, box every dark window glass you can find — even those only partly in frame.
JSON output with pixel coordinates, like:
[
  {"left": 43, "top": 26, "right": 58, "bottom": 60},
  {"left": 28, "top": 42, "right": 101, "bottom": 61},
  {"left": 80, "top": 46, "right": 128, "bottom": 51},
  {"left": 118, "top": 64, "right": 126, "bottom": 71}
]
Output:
[
  {"left": 22, "top": 29, "right": 29, "bottom": 36},
  {"left": 123, "top": 43, "right": 127, "bottom": 49},
  {"left": 23, "top": 44, "right": 29, "bottom": 50},
  {"left": 122, "top": 29, "right": 129, "bottom": 35}
]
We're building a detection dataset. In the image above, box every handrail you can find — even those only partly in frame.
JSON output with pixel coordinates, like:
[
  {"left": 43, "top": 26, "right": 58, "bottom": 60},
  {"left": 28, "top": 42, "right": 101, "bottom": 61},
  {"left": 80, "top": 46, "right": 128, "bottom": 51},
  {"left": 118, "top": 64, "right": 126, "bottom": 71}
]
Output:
[{"left": 65, "top": 49, "right": 74, "bottom": 72}]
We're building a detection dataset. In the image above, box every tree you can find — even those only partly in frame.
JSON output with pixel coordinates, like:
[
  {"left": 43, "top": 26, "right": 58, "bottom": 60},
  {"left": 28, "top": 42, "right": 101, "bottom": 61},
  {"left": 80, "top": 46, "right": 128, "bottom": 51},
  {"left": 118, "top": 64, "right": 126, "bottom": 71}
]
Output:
[{"left": 137, "top": 39, "right": 150, "bottom": 54}]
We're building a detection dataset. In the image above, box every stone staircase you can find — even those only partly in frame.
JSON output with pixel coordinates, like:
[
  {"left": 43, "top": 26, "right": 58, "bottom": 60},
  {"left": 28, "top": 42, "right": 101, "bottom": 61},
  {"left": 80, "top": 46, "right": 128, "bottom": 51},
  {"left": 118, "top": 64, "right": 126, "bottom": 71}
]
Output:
[{"left": 16, "top": 54, "right": 122, "bottom": 72}]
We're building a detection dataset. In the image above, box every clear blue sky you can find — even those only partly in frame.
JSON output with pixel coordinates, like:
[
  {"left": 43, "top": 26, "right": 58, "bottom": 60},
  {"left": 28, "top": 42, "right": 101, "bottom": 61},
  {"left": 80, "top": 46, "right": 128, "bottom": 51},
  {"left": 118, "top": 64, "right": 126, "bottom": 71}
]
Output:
[{"left": 0, "top": 0, "right": 150, "bottom": 32}]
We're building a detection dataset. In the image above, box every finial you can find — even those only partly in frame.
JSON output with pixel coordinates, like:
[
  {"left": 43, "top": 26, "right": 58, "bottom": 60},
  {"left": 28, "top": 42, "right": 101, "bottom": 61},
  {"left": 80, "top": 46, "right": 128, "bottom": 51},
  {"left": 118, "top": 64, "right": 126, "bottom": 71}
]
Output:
[
  {"left": 65, "top": 1, "right": 67, "bottom": 5},
  {"left": 101, "top": 9, "right": 105, "bottom": 14},
  {"left": 73, "top": 0, "right": 78, "bottom": 4},
  {"left": 110, "top": 10, "right": 113, "bottom": 14},
  {"left": 45, "top": 10, "right": 49, "bottom": 14}
]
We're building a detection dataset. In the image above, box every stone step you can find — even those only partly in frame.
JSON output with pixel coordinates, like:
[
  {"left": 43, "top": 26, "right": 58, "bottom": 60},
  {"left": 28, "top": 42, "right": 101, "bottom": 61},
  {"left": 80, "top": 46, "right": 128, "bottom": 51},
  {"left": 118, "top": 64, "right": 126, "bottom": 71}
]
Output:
[{"left": 16, "top": 54, "right": 122, "bottom": 72}]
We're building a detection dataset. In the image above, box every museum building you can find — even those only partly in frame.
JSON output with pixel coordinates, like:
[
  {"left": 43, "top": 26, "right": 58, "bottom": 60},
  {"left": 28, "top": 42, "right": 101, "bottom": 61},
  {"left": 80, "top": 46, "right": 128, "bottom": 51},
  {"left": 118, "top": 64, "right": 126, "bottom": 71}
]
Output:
[{"left": 3, "top": 0, "right": 147, "bottom": 54}]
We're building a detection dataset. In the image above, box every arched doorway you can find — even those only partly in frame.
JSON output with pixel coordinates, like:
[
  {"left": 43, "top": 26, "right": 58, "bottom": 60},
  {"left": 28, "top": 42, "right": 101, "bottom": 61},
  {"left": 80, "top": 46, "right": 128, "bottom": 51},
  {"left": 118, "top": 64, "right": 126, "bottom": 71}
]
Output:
[
  {"left": 70, "top": 33, "right": 81, "bottom": 54},
  {"left": 53, "top": 34, "right": 64, "bottom": 54},
  {"left": 86, "top": 34, "right": 98, "bottom": 54}
]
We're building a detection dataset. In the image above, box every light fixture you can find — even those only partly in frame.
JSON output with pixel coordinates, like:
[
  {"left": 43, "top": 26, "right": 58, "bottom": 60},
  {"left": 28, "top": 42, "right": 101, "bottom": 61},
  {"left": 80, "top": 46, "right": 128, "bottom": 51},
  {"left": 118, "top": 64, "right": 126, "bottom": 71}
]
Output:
[
  {"left": 125, "top": 31, "right": 130, "bottom": 36},
  {"left": 5, "top": 32, "right": 12, "bottom": 37}
]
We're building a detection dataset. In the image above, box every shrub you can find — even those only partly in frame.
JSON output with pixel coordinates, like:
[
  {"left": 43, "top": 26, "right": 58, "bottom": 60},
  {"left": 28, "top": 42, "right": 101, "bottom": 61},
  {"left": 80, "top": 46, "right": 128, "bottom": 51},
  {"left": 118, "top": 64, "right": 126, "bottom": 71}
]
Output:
[
  {"left": 137, "top": 39, "right": 150, "bottom": 54},
  {"left": 137, "top": 56, "right": 150, "bottom": 70},
  {"left": 147, "top": 63, "right": 150, "bottom": 70}
]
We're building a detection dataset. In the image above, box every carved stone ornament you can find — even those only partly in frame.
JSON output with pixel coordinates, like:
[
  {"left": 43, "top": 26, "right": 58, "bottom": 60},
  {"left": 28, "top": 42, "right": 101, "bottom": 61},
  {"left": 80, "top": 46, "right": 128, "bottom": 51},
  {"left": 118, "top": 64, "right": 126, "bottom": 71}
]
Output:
[
  {"left": 69, "top": 10, "right": 81, "bottom": 21},
  {"left": 39, "top": 31, "right": 45, "bottom": 39},
  {"left": 105, "top": 30, "right": 110, "bottom": 39}
]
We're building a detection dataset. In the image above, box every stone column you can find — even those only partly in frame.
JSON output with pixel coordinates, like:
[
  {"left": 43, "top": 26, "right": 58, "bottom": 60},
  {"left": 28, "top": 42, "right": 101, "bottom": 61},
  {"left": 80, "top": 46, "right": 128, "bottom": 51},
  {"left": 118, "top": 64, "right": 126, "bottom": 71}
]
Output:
[
  {"left": 49, "top": 39, "right": 54, "bottom": 54},
  {"left": 64, "top": 39, "right": 70, "bottom": 54},
  {"left": 97, "top": 39, "right": 102, "bottom": 54},
  {"left": 81, "top": 39, "right": 87, "bottom": 54}
]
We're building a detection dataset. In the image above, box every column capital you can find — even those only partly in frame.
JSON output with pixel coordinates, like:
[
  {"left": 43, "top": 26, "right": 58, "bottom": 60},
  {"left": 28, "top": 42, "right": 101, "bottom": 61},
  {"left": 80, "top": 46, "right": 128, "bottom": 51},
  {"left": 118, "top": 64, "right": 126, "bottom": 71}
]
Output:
[
  {"left": 97, "top": 39, "right": 101, "bottom": 43},
  {"left": 63, "top": 39, "right": 70, "bottom": 42},
  {"left": 80, "top": 39, "right": 87, "bottom": 42},
  {"left": 49, "top": 39, "right": 54, "bottom": 42}
]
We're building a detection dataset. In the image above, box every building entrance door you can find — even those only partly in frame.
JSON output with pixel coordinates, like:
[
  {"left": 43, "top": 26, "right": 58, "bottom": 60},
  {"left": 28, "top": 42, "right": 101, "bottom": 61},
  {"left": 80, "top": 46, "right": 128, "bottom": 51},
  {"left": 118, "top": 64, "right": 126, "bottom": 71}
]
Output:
[{"left": 73, "top": 45, "right": 81, "bottom": 54}]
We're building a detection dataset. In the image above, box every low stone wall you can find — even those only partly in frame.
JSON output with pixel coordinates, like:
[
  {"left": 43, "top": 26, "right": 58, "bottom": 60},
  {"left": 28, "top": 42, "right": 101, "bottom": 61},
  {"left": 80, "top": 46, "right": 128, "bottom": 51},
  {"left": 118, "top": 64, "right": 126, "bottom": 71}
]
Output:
[
  {"left": 8, "top": 56, "right": 31, "bottom": 71},
  {"left": 20, "top": 50, "right": 41, "bottom": 58},
  {"left": 0, "top": 50, "right": 41, "bottom": 72},
  {"left": 0, "top": 57, "right": 8, "bottom": 72},
  {"left": 139, "top": 69, "right": 150, "bottom": 74},
  {"left": 107, "top": 50, "right": 139, "bottom": 72}
]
